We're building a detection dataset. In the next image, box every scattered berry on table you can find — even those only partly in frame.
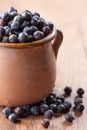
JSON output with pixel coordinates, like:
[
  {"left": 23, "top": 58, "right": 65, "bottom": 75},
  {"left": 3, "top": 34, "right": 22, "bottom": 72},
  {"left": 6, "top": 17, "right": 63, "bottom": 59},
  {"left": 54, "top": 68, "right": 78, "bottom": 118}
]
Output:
[
  {"left": 14, "top": 107, "right": 24, "bottom": 117},
  {"left": 2, "top": 107, "right": 13, "bottom": 118},
  {"left": 46, "top": 95, "right": 55, "bottom": 105},
  {"left": 57, "top": 104, "right": 65, "bottom": 113},
  {"left": 77, "top": 88, "right": 85, "bottom": 97},
  {"left": 44, "top": 110, "right": 54, "bottom": 119},
  {"left": 65, "top": 113, "right": 75, "bottom": 123},
  {"left": 75, "top": 103, "right": 84, "bottom": 112},
  {"left": 8, "top": 113, "right": 18, "bottom": 122},
  {"left": 55, "top": 99, "right": 62, "bottom": 105},
  {"left": 49, "top": 104, "right": 57, "bottom": 113},
  {"left": 64, "top": 101, "right": 72, "bottom": 112},
  {"left": 41, "top": 119, "right": 50, "bottom": 128},
  {"left": 40, "top": 104, "right": 49, "bottom": 114},
  {"left": 74, "top": 98, "right": 83, "bottom": 105},
  {"left": 64, "top": 86, "right": 72, "bottom": 96},
  {"left": 30, "top": 106, "right": 40, "bottom": 116},
  {"left": 56, "top": 95, "right": 65, "bottom": 103},
  {"left": 22, "top": 105, "right": 31, "bottom": 114}
]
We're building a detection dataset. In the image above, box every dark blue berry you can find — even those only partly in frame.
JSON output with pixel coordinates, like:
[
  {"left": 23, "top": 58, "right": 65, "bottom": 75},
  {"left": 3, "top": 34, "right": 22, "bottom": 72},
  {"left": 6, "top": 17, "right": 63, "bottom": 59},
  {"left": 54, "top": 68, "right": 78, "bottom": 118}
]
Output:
[
  {"left": 2, "top": 36, "right": 9, "bottom": 42},
  {"left": 64, "top": 86, "right": 72, "bottom": 96},
  {"left": 30, "top": 106, "right": 40, "bottom": 116},
  {"left": 30, "top": 18, "right": 38, "bottom": 26},
  {"left": 8, "top": 7, "right": 17, "bottom": 13},
  {"left": 22, "top": 105, "right": 31, "bottom": 114},
  {"left": 46, "top": 22, "right": 53, "bottom": 30},
  {"left": 55, "top": 99, "right": 62, "bottom": 106},
  {"left": 22, "top": 11, "right": 32, "bottom": 21},
  {"left": 0, "top": 19, "right": 5, "bottom": 26},
  {"left": 14, "top": 107, "right": 24, "bottom": 117},
  {"left": 41, "top": 119, "right": 50, "bottom": 128},
  {"left": 18, "top": 32, "right": 28, "bottom": 43},
  {"left": 65, "top": 113, "right": 75, "bottom": 122},
  {"left": 8, "top": 113, "right": 18, "bottom": 122},
  {"left": 21, "top": 21, "right": 30, "bottom": 29},
  {"left": 23, "top": 26, "right": 32, "bottom": 35},
  {"left": 0, "top": 34, "right": 3, "bottom": 41},
  {"left": 49, "top": 93, "right": 56, "bottom": 98},
  {"left": 46, "top": 95, "right": 55, "bottom": 105},
  {"left": 49, "top": 104, "right": 57, "bottom": 113},
  {"left": 64, "top": 101, "right": 72, "bottom": 112},
  {"left": 56, "top": 95, "right": 65, "bottom": 103},
  {"left": 11, "top": 22, "right": 20, "bottom": 31},
  {"left": 13, "top": 15, "right": 23, "bottom": 24},
  {"left": 0, "top": 26, "right": 5, "bottom": 35},
  {"left": 32, "top": 15, "right": 40, "bottom": 20},
  {"left": 32, "top": 12, "right": 40, "bottom": 17},
  {"left": 77, "top": 88, "right": 85, "bottom": 97},
  {"left": 74, "top": 98, "right": 83, "bottom": 105},
  {"left": 9, "top": 34, "right": 18, "bottom": 43},
  {"left": 13, "top": 31, "right": 21, "bottom": 36},
  {"left": 75, "top": 103, "right": 84, "bottom": 112},
  {"left": 9, "top": 11, "right": 17, "bottom": 18},
  {"left": 42, "top": 26, "right": 51, "bottom": 36},
  {"left": 64, "top": 101, "right": 72, "bottom": 109},
  {"left": 4, "top": 26, "right": 11, "bottom": 36},
  {"left": 7, "top": 20, "right": 12, "bottom": 27},
  {"left": 2, "top": 107, "right": 13, "bottom": 118},
  {"left": 40, "top": 104, "right": 49, "bottom": 114},
  {"left": 23, "top": 26, "right": 38, "bottom": 35},
  {"left": 0, "top": 13, "right": 2, "bottom": 18},
  {"left": 44, "top": 110, "right": 54, "bottom": 119},
  {"left": 57, "top": 104, "right": 65, "bottom": 113},
  {"left": 33, "top": 31, "right": 44, "bottom": 40},
  {"left": 29, "top": 26, "right": 38, "bottom": 33},
  {"left": 28, "top": 35, "right": 34, "bottom": 42},
  {"left": 38, "top": 19, "right": 45, "bottom": 29},
  {"left": 2, "top": 12, "right": 11, "bottom": 23}
]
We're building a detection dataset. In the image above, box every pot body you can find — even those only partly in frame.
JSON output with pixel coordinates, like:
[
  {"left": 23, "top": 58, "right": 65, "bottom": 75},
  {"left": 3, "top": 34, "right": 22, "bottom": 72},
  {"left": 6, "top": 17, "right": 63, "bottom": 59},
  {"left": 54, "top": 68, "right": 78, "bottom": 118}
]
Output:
[
  {"left": 0, "top": 27, "right": 63, "bottom": 106},
  {"left": 0, "top": 42, "right": 56, "bottom": 106}
]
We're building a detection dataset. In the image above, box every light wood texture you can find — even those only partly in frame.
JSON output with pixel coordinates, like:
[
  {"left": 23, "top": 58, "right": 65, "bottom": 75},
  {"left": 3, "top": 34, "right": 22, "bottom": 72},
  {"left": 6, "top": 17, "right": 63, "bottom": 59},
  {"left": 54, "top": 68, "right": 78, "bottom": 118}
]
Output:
[{"left": 0, "top": 0, "right": 87, "bottom": 129}]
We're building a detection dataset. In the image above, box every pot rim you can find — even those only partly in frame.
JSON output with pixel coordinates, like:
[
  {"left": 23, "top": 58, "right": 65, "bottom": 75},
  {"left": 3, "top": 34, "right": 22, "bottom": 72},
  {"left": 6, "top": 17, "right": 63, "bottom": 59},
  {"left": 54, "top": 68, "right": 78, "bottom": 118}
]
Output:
[{"left": 0, "top": 26, "right": 57, "bottom": 49}]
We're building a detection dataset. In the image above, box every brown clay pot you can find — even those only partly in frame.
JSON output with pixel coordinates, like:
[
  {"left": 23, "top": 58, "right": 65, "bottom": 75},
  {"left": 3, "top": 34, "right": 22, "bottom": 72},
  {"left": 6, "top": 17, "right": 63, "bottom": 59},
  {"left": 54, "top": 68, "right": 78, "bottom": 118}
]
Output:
[{"left": 0, "top": 27, "right": 63, "bottom": 106}]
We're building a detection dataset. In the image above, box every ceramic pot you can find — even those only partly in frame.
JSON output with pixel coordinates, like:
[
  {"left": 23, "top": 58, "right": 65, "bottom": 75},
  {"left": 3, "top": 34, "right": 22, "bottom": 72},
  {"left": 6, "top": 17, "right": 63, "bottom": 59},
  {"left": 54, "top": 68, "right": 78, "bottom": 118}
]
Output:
[{"left": 0, "top": 27, "right": 63, "bottom": 106}]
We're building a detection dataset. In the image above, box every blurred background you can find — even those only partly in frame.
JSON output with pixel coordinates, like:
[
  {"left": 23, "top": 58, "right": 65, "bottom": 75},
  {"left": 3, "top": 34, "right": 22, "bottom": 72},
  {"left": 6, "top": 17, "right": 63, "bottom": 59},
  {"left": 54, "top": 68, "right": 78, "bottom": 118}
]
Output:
[{"left": 0, "top": 0, "right": 87, "bottom": 87}]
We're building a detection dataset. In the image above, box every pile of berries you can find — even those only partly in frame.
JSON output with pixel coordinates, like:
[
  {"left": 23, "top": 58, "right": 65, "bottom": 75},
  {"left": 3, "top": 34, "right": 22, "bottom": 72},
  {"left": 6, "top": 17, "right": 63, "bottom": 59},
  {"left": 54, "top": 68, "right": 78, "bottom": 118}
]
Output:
[
  {"left": 2, "top": 87, "right": 85, "bottom": 128},
  {"left": 0, "top": 7, "right": 53, "bottom": 43}
]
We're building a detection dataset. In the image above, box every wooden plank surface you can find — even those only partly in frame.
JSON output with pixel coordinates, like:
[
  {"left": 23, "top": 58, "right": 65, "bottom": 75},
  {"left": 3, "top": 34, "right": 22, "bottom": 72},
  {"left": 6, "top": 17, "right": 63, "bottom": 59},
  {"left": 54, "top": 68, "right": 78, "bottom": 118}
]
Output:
[{"left": 0, "top": 0, "right": 87, "bottom": 130}]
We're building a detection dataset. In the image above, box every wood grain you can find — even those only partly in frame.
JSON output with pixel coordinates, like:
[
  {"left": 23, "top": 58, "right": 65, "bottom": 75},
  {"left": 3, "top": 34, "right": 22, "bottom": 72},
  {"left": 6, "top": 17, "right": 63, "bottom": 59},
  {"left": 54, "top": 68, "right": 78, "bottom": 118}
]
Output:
[{"left": 0, "top": 0, "right": 87, "bottom": 129}]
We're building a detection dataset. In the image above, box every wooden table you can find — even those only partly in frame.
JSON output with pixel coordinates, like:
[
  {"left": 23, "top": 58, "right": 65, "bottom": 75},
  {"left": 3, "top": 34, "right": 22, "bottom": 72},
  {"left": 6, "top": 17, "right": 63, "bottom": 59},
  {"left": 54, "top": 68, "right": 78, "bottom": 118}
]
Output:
[{"left": 0, "top": 0, "right": 87, "bottom": 129}]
